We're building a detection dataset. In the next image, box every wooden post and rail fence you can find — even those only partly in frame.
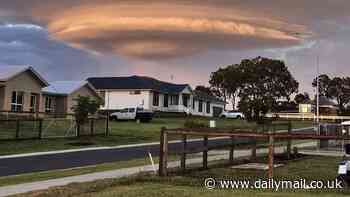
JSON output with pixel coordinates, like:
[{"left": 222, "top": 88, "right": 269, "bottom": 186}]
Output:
[{"left": 158, "top": 123, "right": 350, "bottom": 178}]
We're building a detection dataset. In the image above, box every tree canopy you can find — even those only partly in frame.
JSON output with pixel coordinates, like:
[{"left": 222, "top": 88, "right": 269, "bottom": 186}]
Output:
[
  {"left": 313, "top": 75, "right": 350, "bottom": 114},
  {"left": 210, "top": 57, "right": 299, "bottom": 121}
]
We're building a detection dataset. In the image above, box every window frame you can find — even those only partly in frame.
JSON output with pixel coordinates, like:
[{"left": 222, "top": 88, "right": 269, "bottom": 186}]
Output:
[
  {"left": 153, "top": 92, "right": 159, "bottom": 106},
  {"left": 11, "top": 91, "right": 24, "bottom": 112},
  {"left": 30, "top": 94, "right": 37, "bottom": 113},
  {"left": 198, "top": 100, "right": 203, "bottom": 112},
  {"left": 45, "top": 96, "right": 54, "bottom": 113},
  {"left": 206, "top": 101, "right": 211, "bottom": 114},
  {"left": 170, "top": 95, "right": 179, "bottom": 105}
]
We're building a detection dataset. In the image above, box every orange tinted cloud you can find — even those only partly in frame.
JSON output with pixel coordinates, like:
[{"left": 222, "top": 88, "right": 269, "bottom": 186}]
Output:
[{"left": 1, "top": 1, "right": 311, "bottom": 59}]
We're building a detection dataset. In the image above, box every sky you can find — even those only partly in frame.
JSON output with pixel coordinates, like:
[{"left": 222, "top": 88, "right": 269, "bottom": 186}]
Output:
[{"left": 1, "top": 0, "right": 350, "bottom": 95}]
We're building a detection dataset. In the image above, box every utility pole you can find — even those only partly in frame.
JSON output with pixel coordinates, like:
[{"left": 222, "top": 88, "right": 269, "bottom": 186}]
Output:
[
  {"left": 316, "top": 56, "right": 320, "bottom": 129},
  {"left": 316, "top": 56, "right": 321, "bottom": 151}
]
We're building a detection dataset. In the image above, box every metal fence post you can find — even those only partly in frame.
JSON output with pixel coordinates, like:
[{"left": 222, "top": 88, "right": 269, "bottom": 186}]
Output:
[
  {"left": 38, "top": 119, "right": 43, "bottom": 139},
  {"left": 77, "top": 124, "right": 80, "bottom": 137},
  {"left": 159, "top": 127, "right": 168, "bottom": 176},
  {"left": 229, "top": 136, "right": 235, "bottom": 164},
  {"left": 90, "top": 119, "right": 94, "bottom": 136},
  {"left": 203, "top": 136, "right": 208, "bottom": 169},
  {"left": 287, "top": 121, "right": 292, "bottom": 159},
  {"left": 268, "top": 132, "right": 275, "bottom": 178},
  {"left": 15, "top": 119, "right": 20, "bottom": 139},
  {"left": 181, "top": 134, "right": 187, "bottom": 172},
  {"left": 105, "top": 113, "right": 110, "bottom": 136}
]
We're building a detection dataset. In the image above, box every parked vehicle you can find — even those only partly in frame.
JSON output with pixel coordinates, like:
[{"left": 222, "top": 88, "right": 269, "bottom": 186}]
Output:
[
  {"left": 337, "top": 144, "right": 350, "bottom": 187},
  {"left": 220, "top": 110, "right": 244, "bottom": 119},
  {"left": 110, "top": 107, "right": 154, "bottom": 122}
]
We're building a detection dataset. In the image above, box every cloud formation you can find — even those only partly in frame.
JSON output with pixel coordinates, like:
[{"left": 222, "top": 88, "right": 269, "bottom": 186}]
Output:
[{"left": 0, "top": 0, "right": 318, "bottom": 59}]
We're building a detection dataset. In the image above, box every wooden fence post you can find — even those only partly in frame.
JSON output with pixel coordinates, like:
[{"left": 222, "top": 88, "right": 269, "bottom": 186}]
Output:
[
  {"left": 90, "top": 119, "right": 95, "bottom": 136},
  {"left": 268, "top": 133, "right": 274, "bottom": 178},
  {"left": 203, "top": 136, "right": 208, "bottom": 169},
  {"left": 286, "top": 121, "right": 292, "bottom": 159},
  {"left": 38, "top": 119, "right": 43, "bottom": 139},
  {"left": 181, "top": 134, "right": 187, "bottom": 172},
  {"left": 159, "top": 127, "right": 168, "bottom": 176},
  {"left": 229, "top": 136, "right": 235, "bottom": 164},
  {"left": 15, "top": 119, "right": 20, "bottom": 139}
]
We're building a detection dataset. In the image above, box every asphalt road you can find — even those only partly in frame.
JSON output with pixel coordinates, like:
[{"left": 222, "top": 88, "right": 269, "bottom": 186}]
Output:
[
  {"left": 0, "top": 127, "right": 314, "bottom": 177},
  {"left": 0, "top": 138, "right": 254, "bottom": 177}
]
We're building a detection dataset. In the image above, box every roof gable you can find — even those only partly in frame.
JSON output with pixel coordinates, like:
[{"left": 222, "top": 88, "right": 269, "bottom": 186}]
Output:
[
  {"left": 43, "top": 81, "right": 90, "bottom": 95},
  {"left": 0, "top": 65, "right": 48, "bottom": 87}
]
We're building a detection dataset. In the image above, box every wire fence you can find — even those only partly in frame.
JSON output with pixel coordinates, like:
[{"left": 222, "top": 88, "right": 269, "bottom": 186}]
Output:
[{"left": 0, "top": 117, "right": 109, "bottom": 140}]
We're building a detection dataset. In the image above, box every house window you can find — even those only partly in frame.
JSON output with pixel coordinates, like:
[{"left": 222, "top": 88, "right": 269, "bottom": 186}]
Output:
[
  {"left": 192, "top": 98, "right": 195, "bottom": 110},
  {"left": 163, "top": 94, "right": 169, "bottom": 107},
  {"left": 198, "top": 100, "right": 203, "bottom": 112},
  {"left": 170, "top": 95, "right": 179, "bottom": 105},
  {"left": 153, "top": 92, "right": 159, "bottom": 106},
  {"left": 30, "top": 94, "right": 37, "bottom": 112},
  {"left": 130, "top": 90, "right": 141, "bottom": 95},
  {"left": 45, "top": 97, "right": 54, "bottom": 113},
  {"left": 11, "top": 91, "right": 24, "bottom": 112},
  {"left": 182, "top": 94, "right": 189, "bottom": 107},
  {"left": 206, "top": 101, "right": 211, "bottom": 114}
]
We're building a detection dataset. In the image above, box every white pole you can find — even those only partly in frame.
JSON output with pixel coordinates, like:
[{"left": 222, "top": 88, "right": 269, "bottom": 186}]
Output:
[
  {"left": 316, "top": 56, "right": 321, "bottom": 151},
  {"left": 148, "top": 152, "right": 157, "bottom": 174},
  {"left": 316, "top": 56, "right": 320, "bottom": 132}
]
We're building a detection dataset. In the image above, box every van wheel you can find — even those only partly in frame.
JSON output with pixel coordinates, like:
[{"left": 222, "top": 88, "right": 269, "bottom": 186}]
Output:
[{"left": 221, "top": 115, "right": 226, "bottom": 118}]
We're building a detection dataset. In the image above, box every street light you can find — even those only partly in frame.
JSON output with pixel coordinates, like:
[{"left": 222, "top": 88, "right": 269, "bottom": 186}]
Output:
[{"left": 291, "top": 32, "right": 320, "bottom": 135}]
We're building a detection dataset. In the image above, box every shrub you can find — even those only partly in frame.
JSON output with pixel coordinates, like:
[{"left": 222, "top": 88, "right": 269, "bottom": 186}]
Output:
[{"left": 184, "top": 119, "right": 208, "bottom": 128}]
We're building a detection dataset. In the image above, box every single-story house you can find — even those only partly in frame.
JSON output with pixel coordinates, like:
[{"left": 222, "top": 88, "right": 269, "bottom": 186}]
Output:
[
  {"left": 87, "top": 76, "right": 225, "bottom": 117},
  {"left": 0, "top": 66, "right": 48, "bottom": 113},
  {"left": 42, "top": 81, "right": 101, "bottom": 114},
  {"left": 299, "top": 96, "right": 338, "bottom": 115}
]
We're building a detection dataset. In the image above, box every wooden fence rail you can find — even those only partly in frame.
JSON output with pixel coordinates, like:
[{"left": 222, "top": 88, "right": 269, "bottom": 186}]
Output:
[{"left": 159, "top": 122, "right": 350, "bottom": 178}]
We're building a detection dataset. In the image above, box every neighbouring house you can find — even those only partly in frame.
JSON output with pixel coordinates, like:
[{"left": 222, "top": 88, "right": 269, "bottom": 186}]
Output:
[
  {"left": 298, "top": 96, "right": 338, "bottom": 115},
  {"left": 87, "top": 76, "right": 225, "bottom": 117},
  {"left": 42, "top": 81, "right": 101, "bottom": 114},
  {"left": 0, "top": 66, "right": 48, "bottom": 113}
]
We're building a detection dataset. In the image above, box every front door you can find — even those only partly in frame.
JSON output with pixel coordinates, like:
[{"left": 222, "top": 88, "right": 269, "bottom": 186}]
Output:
[
  {"left": 163, "top": 94, "right": 169, "bottom": 107},
  {"left": 30, "top": 94, "right": 37, "bottom": 112}
]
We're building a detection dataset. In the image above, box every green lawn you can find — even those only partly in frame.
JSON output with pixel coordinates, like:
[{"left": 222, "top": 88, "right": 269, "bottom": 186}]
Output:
[
  {"left": 14, "top": 156, "right": 349, "bottom": 197},
  {"left": 0, "top": 118, "right": 314, "bottom": 156}
]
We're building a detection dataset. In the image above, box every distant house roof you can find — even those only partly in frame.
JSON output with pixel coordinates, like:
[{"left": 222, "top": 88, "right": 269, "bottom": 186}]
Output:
[
  {"left": 193, "top": 90, "right": 225, "bottom": 104},
  {"left": 87, "top": 76, "right": 190, "bottom": 94},
  {"left": 300, "top": 96, "right": 337, "bottom": 107},
  {"left": 42, "top": 81, "right": 95, "bottom": 96},
  {"left": 0, "top": 65, "right": 48, "bottom": 86}
]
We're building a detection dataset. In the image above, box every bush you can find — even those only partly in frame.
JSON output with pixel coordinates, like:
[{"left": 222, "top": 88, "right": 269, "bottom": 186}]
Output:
[{"left": 184, "top": 119, "right": 208, "bottom": 128}]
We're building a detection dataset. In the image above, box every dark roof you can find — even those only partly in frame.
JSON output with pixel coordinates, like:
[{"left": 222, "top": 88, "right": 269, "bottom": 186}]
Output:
[
  {"left": 193, "top": 90, "right": 225, "bottom": 104},
  {"left": 87, "top": 76, "right": 190, "bottom": 94},
  {"left": 300, "top": 96, "right": 337, "bottom": 106}
]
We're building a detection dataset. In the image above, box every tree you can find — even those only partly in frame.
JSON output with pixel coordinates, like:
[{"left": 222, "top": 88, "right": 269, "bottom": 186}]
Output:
[
  {"left": 294, "top": 92, "right": 310, "bottom": 104},
  {"left": 327, "top": 77, "right": 350, "bottom": 114},
  {"left": 209, "top": 64, "right": 241, "bottom": 110},
  {"left": 209, "top": 68, "right": 229, "bottom": 109},
  {"left": 312, "top": 75, "right": 350, "bottom": 114},
  {"left": 237, "top": 57, "right": 299, "bottom": 121},
  {"left": 71, "top": 95, "right": 103, "bottom": 136},
  {"left": 195, "top": 86, "right": 214, "bottom": 96},
  {"left": 312, "top": 74, "right": 331, "bottom": 97}
]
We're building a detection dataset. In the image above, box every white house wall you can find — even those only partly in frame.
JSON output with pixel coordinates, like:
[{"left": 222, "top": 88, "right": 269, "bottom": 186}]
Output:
[
  {"left": 100, "top": 88, "right": 225, "bottom": 117},
  {"left": 102, "top": 90, "right": 152, "bottom": 110}
]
